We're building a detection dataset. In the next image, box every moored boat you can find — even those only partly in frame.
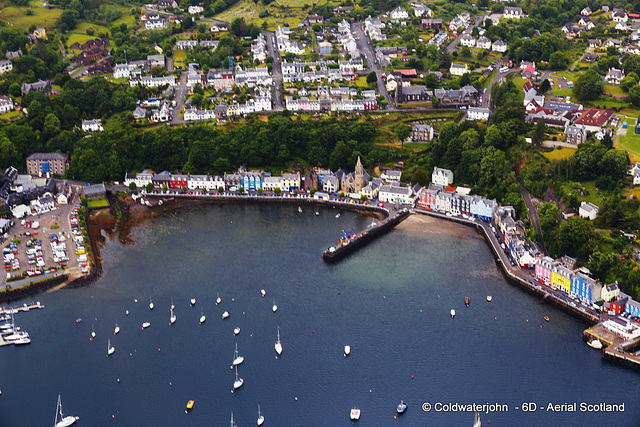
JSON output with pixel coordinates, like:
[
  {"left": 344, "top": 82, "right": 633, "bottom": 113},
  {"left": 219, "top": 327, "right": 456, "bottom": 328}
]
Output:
[
  {"left": 199, "top": 308, "right": 206, "bottom": 324},
  {"left": 261, "top": 289, "right": 266, "bottom": 297},
  {"left": 233, "top": 343, "right": 244, "bottom": 365},
  {"left": 216, "top": 292, "right": 221, "bottom": 305},
  {"left": 186, "top": 400, "right": 194, "bottom": 410},
  {"left": 54, "top": 394, "right": 79, "bottom": 427},
  {"left": 465, "top": 297, "right": 470, "bottom": 307},
  {"left": 142, "top": 322, "right": 150, "bottom": 329},
  {"left": 222, "top": 311, "right": 229, "bottom": 319},
  {"left": 190, "top": 298, "right": 196, "bottom": 307},
  {"left": 588, "top": 340, "right": 603, "bottom": 349},
  {"left": 170, "top": 307, "right": 176, "bottom": 325},
  {"left": 257, "top": 404, "right": 264, "bottom": 426},
  {"left": 473, "top": 411, "right": 481, "bottom": 427},
  {"left": 350, "top": 407, "right": 361, "bottom": 420},
  {"left": 233, "top": 366, "right": 244, "bottom": 389},
  {"left": 450, "top": 309, "right": 455, "bottom": 318},
  {"left": 544, "top": 316, "right": 550, "bottom": 322},
  {"left": 233, "top": 326, "right": 240, "bottom": 335},
  {"left": 149, "top": 297, "right": 154, "bottom": 310},
  {"left": 344, "top": 345, "right": 350, "bottom": 356},
  {"left": 487, "top": 296, "right": 492, "bottom": 302},
  {"left": 107, "top": 339, "right": 115, "bottom": 356},
  {"left": 397, "top": 400, "right": 407, "bottom": 414},
  {"left": 272, "top": 298, "right": 278, "bottom": 313},
  {"left": 275, "top": 326, "right": 282, "bottom": 355}
]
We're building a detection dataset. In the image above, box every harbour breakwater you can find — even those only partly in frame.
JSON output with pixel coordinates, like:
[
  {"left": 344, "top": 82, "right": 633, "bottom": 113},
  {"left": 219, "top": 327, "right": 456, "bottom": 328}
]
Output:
[{"left": 0, "top": 274, "right": 68, "bottom": 304}]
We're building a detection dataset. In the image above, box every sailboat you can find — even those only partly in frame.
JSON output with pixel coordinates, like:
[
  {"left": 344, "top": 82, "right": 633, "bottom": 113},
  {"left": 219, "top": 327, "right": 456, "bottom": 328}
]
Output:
[
  {"left": 91, "top": 324, "right": 95, "bottom": 339},
  {"left": 149, "top": 297, "right": 154, "bottom": 310},
  {"left": 54, "top": 395, "right": 79, "bottom": 427},
  {"left": 344, "top": 345, "right": 351, "bottom": 356},
  {"left": 257, "top": 404, "right": 264, "bottom": 426},
  {"left": 261, "top": 289, "right": 266, "bottom": 297},
  {"left": 107, "top": 339, "right": 115, "bottom": 356},
  {"left": 190, "top": 298, "right": 196, "bottom": 307},
  {"left": 170, "top": 297, "right": 175, "bottom": 310},
  {"left": 473, "top": 411, "right": 481, "bottom": 427},
  {"left": 275, "top": 326, "right": 283, "bottom": 355},
  {"left": 233, "top": 343, "right": 244, "bottom": 365},
  {"left": 298, "top": 206, "right": 302, "bottom": 213},
  {"left": 216, "top": 292, "right": 221, "bottom": 305},
  {"left": 451, "top": 309, "right": 456, "bottom": 318},
  {"left": 199, "top": 308, "right": 206, "bottom": 324},
  {"left": 272, "top": 298, "right": 278, "bottom": 313},
  {"left": 170, "top": 306, "right": 176, "bottom": 325},
  {"left": 233, "top": 365, "right": 244, "bottom": 389},
  {"left": 230, "top": 412, "right": 237, "bottom": 427},
  {"left": 114, "top": 320, "right": 120, "bottom": 335}
]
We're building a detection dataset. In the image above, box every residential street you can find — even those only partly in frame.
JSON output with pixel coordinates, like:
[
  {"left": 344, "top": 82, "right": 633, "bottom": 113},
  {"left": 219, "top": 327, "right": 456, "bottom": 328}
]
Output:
[
  {"left": 171, "top": 71, "right": 187, "bottom": 125},
  {"left": 351, "top": 22, "right": 394, "bottom": 108},
  {"left": 265, "top": 32, "right": 284, "bottom": 110},
  {"left": 519, "top": 183, "right": 547, "bottom": 254},
  {"left": 446, "top": 13, "right": 489, "bottom": 54}
]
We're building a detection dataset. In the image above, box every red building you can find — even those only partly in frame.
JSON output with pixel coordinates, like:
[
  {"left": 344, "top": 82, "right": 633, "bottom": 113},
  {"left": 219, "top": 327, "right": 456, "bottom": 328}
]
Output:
[
  {"left": 611, "top": 297, "right": 628, "bottom": 315},
  {"left": 169, "top": 174, "right": 188, "bottom": 189}
]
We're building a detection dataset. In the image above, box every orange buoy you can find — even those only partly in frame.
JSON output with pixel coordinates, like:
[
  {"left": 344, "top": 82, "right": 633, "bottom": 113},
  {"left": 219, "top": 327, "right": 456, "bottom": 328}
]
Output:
[
  {"left": 411, "top": 375, "right": 414, "bottom": 379},
  {"left": 312, "top": 330, "right": 315, "bottom": 333}
]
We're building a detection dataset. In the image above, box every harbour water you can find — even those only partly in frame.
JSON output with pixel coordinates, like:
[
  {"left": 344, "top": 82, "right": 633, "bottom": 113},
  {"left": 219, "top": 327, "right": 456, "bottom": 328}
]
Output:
[{"left": 0, "top": 205, "right": 639, "bottom": 426}]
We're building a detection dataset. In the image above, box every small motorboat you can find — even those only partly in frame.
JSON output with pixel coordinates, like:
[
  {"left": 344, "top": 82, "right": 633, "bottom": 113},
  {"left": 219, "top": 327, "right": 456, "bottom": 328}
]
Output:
[
  {"left": 233, "top": 326, "right": 241, "bottom": 335},
  {"left": 222, "top": 311, "right": 229, "bottom": 319},
  {"left": 315, "top": 211, "right": 319, "bottom": 216},
  {"left": 588, "top": 340, "right": 603, "bottom": 349},
  {"left": 275, "top": 326, "right": 283, "bottom": 355},
  {"left": 261, "top": 289, "right": 266, "bottom": 297},
  {"left": 125, "top": 310, "right": 129, "bottom": 316},
  {"left": 450, "top": 309, "right": 455, "bottom": 318},
  {"left": 186, "top": 400, "right": 195, "bottom": 410},
  {"left": 91, "top": 325, "right": 96, "bottom": 339},
  {"left": 543, "top": 316, "right": 550, "bottom": 322},
  {"left": 114, "top": 320, "right": 120, "bottom": 335},
  {"left": 170, "top": 307, "right": 176, "bottom": 325},
  {"left": 142, "top": 322, "right": 150, "bottom": 329},
  {"left": 75, "top": 318, "right": 82, "bottom": 324},
  {"left": 397, "top": 400, "right": 407, "bottom": 414},
  {"left": 272, "top": 298, "right": 278, "bottom": 313},
  {"left": 199, "top": 308, "right": 206, "bottom": 325},
  {"left": 216, "top": 292, "right": 221, "bottom": 305},
  {"left": 107, "top": 339, "right": 115, "bottom": 356},
  {"left": 190, "top": 298, "right": 196, "bottom": 307},
  {"left": 465, "top": 297, "right": 470, "bottom": 307},
  {"left": 344, "top": 345, "right": 351, "bottom": 356},
  {"left": 350, "top": 408, "right": 361, "bottom": 421},
  {"left": 149, "top": 297, "right": 154, "bottom": 310},
  {"left": 336, "top": 213, "right": 340, "bottom": 218},
  {"left": 298, "top": 206, "right": 302, "bottom": 213},
  {"left": 487, "top": 296, "right": 492, "bottom": 302}
]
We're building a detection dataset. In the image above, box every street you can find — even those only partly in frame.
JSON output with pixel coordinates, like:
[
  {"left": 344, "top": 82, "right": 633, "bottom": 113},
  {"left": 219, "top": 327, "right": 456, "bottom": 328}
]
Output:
[
  {"left": 265, "top": 32, "right": 283, "bottom": 110},
  {"left": 171, "top": 71, "right": 187, "bottom": 125}
]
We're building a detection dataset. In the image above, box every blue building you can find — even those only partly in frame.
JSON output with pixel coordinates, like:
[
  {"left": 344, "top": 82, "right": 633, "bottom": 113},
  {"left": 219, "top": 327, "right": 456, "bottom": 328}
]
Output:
[
  {"left": 242, "top": 171, "right": 263, "bottom": 191},
  {"left": 625, "top": 295, "right": 640, "bottom": 318},
  {"left": 470, "top": 196, "right": 496, "bottom": 222}
]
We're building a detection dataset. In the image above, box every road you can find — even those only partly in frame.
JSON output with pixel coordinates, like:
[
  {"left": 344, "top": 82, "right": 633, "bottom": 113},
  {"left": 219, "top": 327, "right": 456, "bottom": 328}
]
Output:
[
  {"left": 446, "top": 13, "right": 489, "bottom": 54},
  {"left": 351, "top": 22, "right": 394, "bottom": 108},
  {"left": 265, "top": 32, "right": 283, "bottom": 109},
  {"left": 171, "top": 72, "right": 187, "bottom": 125},
  {"left": 518, "top": 183, "right": 547, "bottom": 254}
]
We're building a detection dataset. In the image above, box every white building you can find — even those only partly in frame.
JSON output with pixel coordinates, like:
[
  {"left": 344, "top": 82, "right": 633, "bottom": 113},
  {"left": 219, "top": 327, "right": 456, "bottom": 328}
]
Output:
[
  {"left": 476, "top": 37, "right": 491, "bottom": 50},
  {"left": 449, "top": 63, "right": 469, "bottom": 76},
  {"left": 460, "top": 35, "right": 475, "bottom": 47},
  {"left": 579, "top": 202, "right": 599, "bottom": 220},
  {"left": 378, "top": 185, "right": 413, "bottom": 204},
  {"left": 466, "top": 107, "right": 491, "bottom": 121},
  {"left": 0, "top": 95, "right": 14, "bottom": 113},
  {"left": 0, "top": 59, "right": 12, "bottom": 74},
  {"left": 145, "top": 18, "right": 166, "bottom": 30},
  {"left": 188, "top": 5, "right": 203, "bottom": 14},
  {"left": 491, "top": 40, "right": 507, "bottom": 53},
  {"left": 390, "top": 6, "right": 409, "bottom": 20},
  {"left": 129, "top": 75, "right": 176, "bottom": 87},
  {"left": 81, "top": 119, "right": 103, "bottom": 132},
  {"left": 432, "top": 166, "right": 453, "bottom": 186}
]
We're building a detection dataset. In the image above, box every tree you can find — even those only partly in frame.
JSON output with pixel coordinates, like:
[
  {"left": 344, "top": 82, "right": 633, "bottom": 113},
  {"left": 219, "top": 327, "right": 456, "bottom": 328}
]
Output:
[
  {"left": 424, "top": 73, "right": 439, "bottom": 89},
  {"left": 629, "top": 84, "right": 640, "bottom": 107},
  {"left": 598, "top": 149, "right": 629, "bottom": 181},
  {"left": 393, "top": 123, "right": 411, "bottom": 146},
  {"left": 212, "top": 0, "right": 226, "bottom": 13},
  {"left": 573, "top": 69, "right": 604, "bottom": 102},
  {"left": 0, "top": 137, "right": 21, "bottom": 170},
  {"left": 549, "top": 51, "right": 569, "bottom": 70},
  {"left": 58, "top": 9, "right": 79, "bottom": 32},
  {"left": 366, "top": 71, "right": 377, "bottom": 84},
  {"left": 274, "top": 187, "right": 281, "bottom": 195},
  {"left": 620, "top": 72, "right": 639, "bottom": 93},
  {"left": 360, "top": 194, "right": 368, "bottom": 201},
  {"left": 146, "top": 183, "right": 154, "bottom": 192},
  {"left": 540, "top": 79, "right": 551, "bottom": 93},
  {"left": 533, "top": 120, "right": 546, "bottom": 145},
  {"left": 129, "top": 182, "right": 137, "bottom": 191}
]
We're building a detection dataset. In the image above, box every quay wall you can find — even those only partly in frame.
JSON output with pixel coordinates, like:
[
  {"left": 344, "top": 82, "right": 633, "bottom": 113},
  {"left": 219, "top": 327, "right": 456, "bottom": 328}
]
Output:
[
  {"left": 0, "top": 274, "right": 68, "bottom": 304},
  {"left": 411, "top": 208, "right": 599, "bottom": 325}
]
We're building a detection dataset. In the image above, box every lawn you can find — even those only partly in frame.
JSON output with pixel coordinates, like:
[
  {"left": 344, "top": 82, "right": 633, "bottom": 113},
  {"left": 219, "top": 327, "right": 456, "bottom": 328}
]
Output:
[
  {"left": 604, "top": 84, "right": 626, "bottom": 97},
  {"left": 617, "top": 131, "right": 640, "bottom": 163},
  {"left": 542, "top": 147, "right": 576, "bottom": 161},
  {"left": 0, "top": 6, "right": 62, "bottom": 30},
  {"left": 0, "top": 110, "right": 21, "bottom": 124},
  {"left": 87, "top": 199, "right": 110, "bottom": 208},
  {"left": 112, "top": 14, "right": 136, "bottom": 27},
  {"left": 173, "top": 49, "right": 187, "bottom": 68},
  {"left": 67, "top": 33, "right": 97, "bottom": 46},
  {"left": 353, "top": 76, "right": 374, "bottom": 89}
]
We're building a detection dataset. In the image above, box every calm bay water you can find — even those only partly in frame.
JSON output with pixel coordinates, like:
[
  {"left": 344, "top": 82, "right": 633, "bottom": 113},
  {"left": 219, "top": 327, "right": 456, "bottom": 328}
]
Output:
[{"left": 0, "top": 204, "right": 639, "bottom": 427}]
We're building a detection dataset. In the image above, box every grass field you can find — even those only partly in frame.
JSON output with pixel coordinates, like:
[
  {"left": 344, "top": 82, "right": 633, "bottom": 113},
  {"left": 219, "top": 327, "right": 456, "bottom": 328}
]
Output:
[
  {"left": 67, "top": 33, "right": 97, "bottom": 46},
  {"left": 617, "top": 132, "right": 640, "bottom": 163},
  {"left": 604, "top": 84, "right": 626, "bottom": 97},
  {"left": 0, "top": 110, "right": 21, "bottom": 123},
  {"left": 215, "top": 0, "right": 338, "bottom": 29},
  {"left": 0, "top": 6, "right": 62, "bottom": 30},
  {"left": 87, "top": 199, "right": 110, "bottom": 208},
  {"left": 173, "top": 49, "right": 187, "bottom": 68},
  {"left": 112, "top": 13, "right": 136, "bottom": 27},
  {"left": 542, "top": 147, "right": 576, "bottom": 161}
]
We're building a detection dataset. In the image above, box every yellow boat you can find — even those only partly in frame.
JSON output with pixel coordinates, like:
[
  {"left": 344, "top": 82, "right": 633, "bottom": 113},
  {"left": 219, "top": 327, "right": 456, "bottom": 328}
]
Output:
[{"left": 186, "top": 400, "right": 195, "bottom": 410}]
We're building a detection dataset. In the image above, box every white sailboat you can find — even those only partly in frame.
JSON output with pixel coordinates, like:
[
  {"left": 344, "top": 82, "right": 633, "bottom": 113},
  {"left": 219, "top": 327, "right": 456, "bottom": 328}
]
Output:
[
  {"left": 344, "top": 345, "right": 351, "bottom": 356},
  {"left": 170, "top": 306, "right": 176, "bottom": 325},
  {"left": 275, "top": 326, "right": 283, "bottom": 355},
  {"left": 473, "top": 411, "right": 481, "bottom": 427},
  {"left": 350, "top": 407, "right": 361, "bottom": 420},
  {"left": 199, "top": 308, "right": 206, "bottom": 324},
  {"left": 216, "top": 292, "right": 221, "bottom": 305},
  {"left": 233, "top": 343, "right": 244, "bottom": 365},
  {"left": 257, "top": 404, "right": 264, "bottom": 426},
  {"left": 298, "top": 206, "right": 302, "bottom": 213},
  {"left": 170, "top": 297, "right": 175, "bottom": 310},
  {"left": 107, "top": 339, "right": 115, "bottom": 356},
  {"left": 54, "top": 395, "right": 79, "bottom": 427},
  {"left": 487, "top": 296, "right": 492, "bottom": 302},
  {"left": 261, "top": 289, "right": 266, "bottom": 297},
  {"left": 230, "top": 412, "right": 237, "bottom": 427},
  {"left": 233, "top": 326, "right": 241, "bottom": 335},
  {"left": 222, "top": 311, "right": 229, "bottom": 319},
  {"left": 451, "top": 309, "right": 456, "bottom": 318},
  {"left": 114, "top": 320, "right": 120, "bottom": 335},
  {"left": 91, "top": 324, "right": 95, "bottom": 339},
  {"left": 142, "top": 322, "right": 150, "bottom": 329},
  {"left": 272, "top": 298, "right": 278, "bottom": 313},
  {"left": 190, "top": 298, "right": 196, "bottom": 307},
  {"left": 149, "top": 297, "right": 154, "bottom": 310},
  {"left": 233, "top": 366, "right": 244, "bottom": 389}
]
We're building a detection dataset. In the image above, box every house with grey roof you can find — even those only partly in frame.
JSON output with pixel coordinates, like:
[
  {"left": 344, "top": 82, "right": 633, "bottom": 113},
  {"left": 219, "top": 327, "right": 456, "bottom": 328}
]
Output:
[
  {"left": 432, "top": 166, "right": 453, "bottom": 186},
  {"left": 82, "top": 119, "right": 103, "bottom": 132},
  {"left": 564, "top": 124, "right": 587, "bottom": 144},
  {"left": 83, "top": 183, "right": 107, "bottom": 201},
  {"left": 412, "top": 124, "right": 433, "bottom": 142},
  {"left": 378, "top": 185, "right": 413, "bottom": 204},
  {"left": 579, "top": 201, "right": 599, "bottom": 220},
  {"left": 381, "top": 169, "right": 402, "bottom": 183},
  {"left": 21, "top": 80, "right": 52, "bottom": 95},
  {"left": 605, "top": 67, "right": 624, "bottom": 84}
]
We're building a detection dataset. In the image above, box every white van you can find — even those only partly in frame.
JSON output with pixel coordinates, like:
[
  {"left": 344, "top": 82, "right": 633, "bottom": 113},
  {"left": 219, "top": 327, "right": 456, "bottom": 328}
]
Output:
[{"left": 499, "top": 66, "right": 509, "bottom": 73}]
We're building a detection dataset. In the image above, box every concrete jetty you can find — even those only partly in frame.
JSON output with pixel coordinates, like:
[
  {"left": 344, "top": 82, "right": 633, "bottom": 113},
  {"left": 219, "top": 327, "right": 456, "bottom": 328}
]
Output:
[{"left": 0, "top": 301, "right": 45, "bottom": 315}]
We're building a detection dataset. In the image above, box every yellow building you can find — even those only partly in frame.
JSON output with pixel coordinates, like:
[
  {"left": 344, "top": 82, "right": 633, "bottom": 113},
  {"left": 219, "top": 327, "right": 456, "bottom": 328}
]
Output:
[{"left": 280, "top": 172, "right": 300, "bottom": 192}]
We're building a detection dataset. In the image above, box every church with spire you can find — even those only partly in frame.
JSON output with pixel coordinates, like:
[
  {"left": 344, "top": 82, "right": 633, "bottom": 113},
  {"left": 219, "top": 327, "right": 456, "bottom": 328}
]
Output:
[{"left": 340, "top": 156, "right": 369, "bottom": 194}]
